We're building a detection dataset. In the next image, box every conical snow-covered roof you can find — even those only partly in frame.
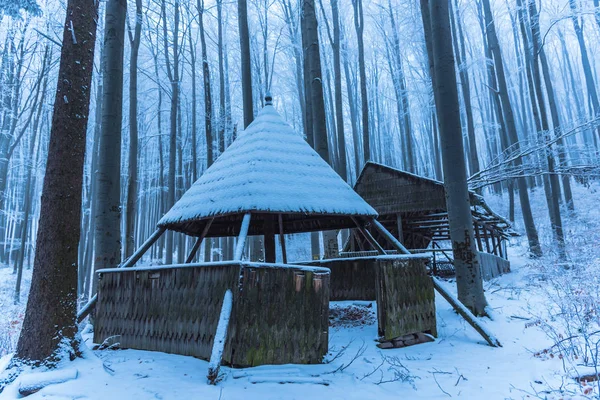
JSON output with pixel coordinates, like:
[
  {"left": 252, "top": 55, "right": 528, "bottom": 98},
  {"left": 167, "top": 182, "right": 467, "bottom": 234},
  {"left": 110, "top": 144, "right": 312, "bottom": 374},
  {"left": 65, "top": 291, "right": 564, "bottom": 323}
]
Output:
[{"left": 158, "top": 104, "right": 377, "bottom": 237}]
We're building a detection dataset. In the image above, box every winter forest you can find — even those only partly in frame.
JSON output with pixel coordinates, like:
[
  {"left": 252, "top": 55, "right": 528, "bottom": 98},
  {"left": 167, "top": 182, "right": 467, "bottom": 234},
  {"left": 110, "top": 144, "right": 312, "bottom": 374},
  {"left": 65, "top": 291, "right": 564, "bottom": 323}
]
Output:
[{"left": 2, "top": 0, "right": 600, "bottom": 397}]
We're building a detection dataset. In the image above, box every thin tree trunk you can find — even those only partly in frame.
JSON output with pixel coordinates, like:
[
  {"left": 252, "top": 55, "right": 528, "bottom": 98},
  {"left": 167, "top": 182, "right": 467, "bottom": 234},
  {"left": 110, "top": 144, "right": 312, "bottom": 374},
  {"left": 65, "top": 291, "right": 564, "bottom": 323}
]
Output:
[
  {"left": 351, "top": 0, "right": 369, "bottom": 165},
  {"left": 124, "top": 0, "right": 142, "bottom": 259},
  {"left": 481, "top": 0, "right": 542, "bottom": 257}
]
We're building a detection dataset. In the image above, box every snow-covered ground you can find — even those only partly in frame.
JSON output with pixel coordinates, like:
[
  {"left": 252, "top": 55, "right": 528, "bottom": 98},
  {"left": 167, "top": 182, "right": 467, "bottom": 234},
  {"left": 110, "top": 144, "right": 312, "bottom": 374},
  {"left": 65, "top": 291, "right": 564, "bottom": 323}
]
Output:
[{"left": 2, "top": 182, "right": 600, "bottom": 399}]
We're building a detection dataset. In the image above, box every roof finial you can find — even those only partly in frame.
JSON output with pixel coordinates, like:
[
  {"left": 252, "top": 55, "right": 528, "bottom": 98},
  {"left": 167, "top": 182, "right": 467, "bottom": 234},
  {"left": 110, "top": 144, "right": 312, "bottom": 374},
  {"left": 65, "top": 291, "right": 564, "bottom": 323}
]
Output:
[{"left": 265, "top": 92, "right": 273, "bottom": 106}]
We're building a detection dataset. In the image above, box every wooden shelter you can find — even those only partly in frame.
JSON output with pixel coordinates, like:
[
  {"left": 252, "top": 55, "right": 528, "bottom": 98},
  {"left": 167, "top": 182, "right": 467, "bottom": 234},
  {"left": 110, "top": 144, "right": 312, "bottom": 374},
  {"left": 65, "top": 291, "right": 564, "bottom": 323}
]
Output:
[
  {"left": 347, "top": 162, "right": 515, "bottom": 279},
  {"left": 86, "top": 99, "right": 436, "bottom": 371}
]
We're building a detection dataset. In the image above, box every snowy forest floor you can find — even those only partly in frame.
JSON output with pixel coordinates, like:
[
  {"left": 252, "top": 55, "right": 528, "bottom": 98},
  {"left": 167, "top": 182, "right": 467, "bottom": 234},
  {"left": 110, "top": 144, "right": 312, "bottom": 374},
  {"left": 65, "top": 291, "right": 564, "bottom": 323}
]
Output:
[{"left": 2, "top": 182, "right": 600, "bottom": 399}]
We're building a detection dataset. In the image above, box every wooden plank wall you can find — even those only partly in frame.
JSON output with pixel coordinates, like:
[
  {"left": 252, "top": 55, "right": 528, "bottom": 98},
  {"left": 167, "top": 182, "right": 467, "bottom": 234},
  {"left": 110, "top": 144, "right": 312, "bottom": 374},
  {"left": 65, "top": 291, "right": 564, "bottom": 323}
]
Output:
[
  {"left": 94, "top": 265, "right": 240, "bottom": 359},
  {"left": 226, "top": 266, "right": 330, "bottom": 366},
  {"left": 478, "top": 252, "right": 511, "bottom": 281},
  {"left": 298, "top": 258, "right": 377, "bottom": 300},
  {"left": 94, "top": 263, "right": 330, "bottom": 367},
  {"left": 376, "top": 257, "right": 437, "bottom": 340}
]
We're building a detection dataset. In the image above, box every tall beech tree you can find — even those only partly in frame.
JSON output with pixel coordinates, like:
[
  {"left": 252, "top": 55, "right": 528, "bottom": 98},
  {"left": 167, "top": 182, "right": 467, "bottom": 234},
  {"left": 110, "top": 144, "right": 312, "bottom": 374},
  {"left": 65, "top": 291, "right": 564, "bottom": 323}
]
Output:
[
  {"left": 16, "top": 0, "right": 98, "bottom": 362},
  {"left": 124, "top": 0, "right": 143, "bottom": 259},
  {"left": 94, "top": 0, "right": 126, "bottom": 283},
  {"left": 481, "top": 0, "right": 542, "bottom": 257},
  {"left": 422, "top": 0, "right": 488, "bottom": 316}
]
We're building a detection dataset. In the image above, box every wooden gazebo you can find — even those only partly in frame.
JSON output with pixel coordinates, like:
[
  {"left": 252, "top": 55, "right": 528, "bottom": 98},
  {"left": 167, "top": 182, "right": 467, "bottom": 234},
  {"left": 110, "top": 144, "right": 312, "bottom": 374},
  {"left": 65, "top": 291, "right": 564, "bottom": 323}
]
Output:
[{"left": 82, "top": 100, "right": 439, "bottom": 374}]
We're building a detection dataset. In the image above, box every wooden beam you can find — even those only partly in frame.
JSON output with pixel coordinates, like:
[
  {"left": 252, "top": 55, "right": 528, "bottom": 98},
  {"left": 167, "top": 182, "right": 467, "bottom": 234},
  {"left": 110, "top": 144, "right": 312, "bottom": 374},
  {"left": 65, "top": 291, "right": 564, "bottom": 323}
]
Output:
[
  {"left": 474, "top": 222, "right": 484, "bottom": 252},
  {"left": 370, "top": 219, "right": 410, "bottom": 255},
  {"left": 264, "top": 215, "right": 276, "bottom": 263},
  {"left": 76, "top": 227, "right": 166, "bottom": 323},
  {"left": 350, "top": 217, "right": 386, "bottom": 254},
  {"left": 482, "top": 225, "right": 491, "bottom": 253},
  {"left": 207, "top": 290, "right": 233, "bottom": 384},
  {"left": 122, "top": 227, "right": 166, "bottom": 268},
  {"left": 234, "top": 213, "right": 252, "bottom": 261},
  {"left": 185, "top": 219, "right": 214, "bottom": 263},
  {"left": 396, "top": 213, "right": 404, "bottom": 242},
  {"left": 278, "top": 214, "right": 287, "bottom": 264}
]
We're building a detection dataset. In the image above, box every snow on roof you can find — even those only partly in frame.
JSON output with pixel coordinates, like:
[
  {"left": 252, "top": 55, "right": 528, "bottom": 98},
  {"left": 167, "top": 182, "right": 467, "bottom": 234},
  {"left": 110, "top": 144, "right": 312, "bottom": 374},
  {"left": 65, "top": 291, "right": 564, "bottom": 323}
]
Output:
[{"left": 158, "top": 105, "right": 377, "bottom": 228}]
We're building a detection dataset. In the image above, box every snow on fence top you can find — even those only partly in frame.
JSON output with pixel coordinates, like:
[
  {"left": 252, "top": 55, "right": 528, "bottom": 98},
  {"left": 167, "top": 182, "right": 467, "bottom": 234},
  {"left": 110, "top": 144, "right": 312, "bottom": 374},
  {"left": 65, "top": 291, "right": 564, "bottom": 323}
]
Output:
[{"left": 158, "top": 105, "right": 377, "bottom": 230}]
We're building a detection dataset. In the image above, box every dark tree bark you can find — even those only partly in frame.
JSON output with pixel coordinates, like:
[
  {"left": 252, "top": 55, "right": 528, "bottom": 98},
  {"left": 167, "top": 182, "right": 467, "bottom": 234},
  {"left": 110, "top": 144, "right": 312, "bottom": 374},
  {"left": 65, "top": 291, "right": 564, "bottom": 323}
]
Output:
[
  {"left": 16, "top": 0, "right": 98, "bottom": 362},
  {"left": 386, "top": 0, "right": 414, "bottom": 172},
  {"left": 423, "top": 0, "right": 488, "bottom": 316},
  {"left": 94, "top": 0, "right": 126, "bottom": 284},
  {"left": 198, "top": 0, "right": 214, "bottom": 167},
  {"left": 124, "top": 0, "right": 142, "bottom": 259},
  {"left": 351, "top": 0, "right": 370, "bottom": 165},
  {"left": 161, "top": 0, "right": 180, "bottom": 265},
  {"left": 330, "top": 0, "right": 348, "bottom": 180},
  {"left": 238, "top": 0, "right": 254, "bottom": 129},
  {"left": 449, "top": 0, "right": 480, "bottom": 178}
]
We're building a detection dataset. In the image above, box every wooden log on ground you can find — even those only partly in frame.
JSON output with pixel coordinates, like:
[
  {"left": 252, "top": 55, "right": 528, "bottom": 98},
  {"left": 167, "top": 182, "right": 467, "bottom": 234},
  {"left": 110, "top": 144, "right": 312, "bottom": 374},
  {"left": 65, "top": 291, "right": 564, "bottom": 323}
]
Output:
[
  {"left": 208, "top": 290, "right": 233, "bottom": 384},
  {"left": 18, "top": 368, "right": 78, "bottom": 397},
  {"left": 432, "top": 277, "right": 501, "bottom": 347}
]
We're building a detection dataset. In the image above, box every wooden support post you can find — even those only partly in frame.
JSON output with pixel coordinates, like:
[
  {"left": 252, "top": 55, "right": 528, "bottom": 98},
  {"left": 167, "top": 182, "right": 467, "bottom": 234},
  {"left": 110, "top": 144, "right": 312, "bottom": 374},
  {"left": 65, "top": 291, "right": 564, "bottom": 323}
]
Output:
[
  {"left": 186, "top": 218, "right": 214, "bottom": 263},
  {"left": 498, "top": 238, "right": 504, "bottom": 259},
  {"left": 474, "top": 222, "right": 484, "bottom": 252},
  {"left": 396, "top": 213, "right": 404, "bottom": 243},
  {"left": 76, "top": 227, "right": 166, "bottom": 323},
  {"left": 370, "top": 219, "right": 411, "bottom": 255},
  {"left": 278, "top": 214, "right": 287, "bottom": 264},
  {"left": 351, "top": 217, "right": 386, "bottom": 254},
  {"left": 234, "top": 213, "right": 252, "bottom": 261},
  {"left": 482, "top": 226, "right": 491, "bottom": 253},
  {"left": 207, "top": 290, "right": 233, "bottom": 384},
  {"left": 264, "top": 215, "right": 276, "bottom": 263},
  {"left": 122, "top": 227, "right": 166, "bottom": 268}
]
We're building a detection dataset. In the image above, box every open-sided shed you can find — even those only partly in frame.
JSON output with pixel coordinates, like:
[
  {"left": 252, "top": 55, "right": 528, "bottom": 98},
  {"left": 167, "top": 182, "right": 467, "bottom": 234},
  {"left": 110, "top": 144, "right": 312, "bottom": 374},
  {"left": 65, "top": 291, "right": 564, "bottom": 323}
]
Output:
[{"left": 349, "top": 162, "right": 515, "bottom": 279}]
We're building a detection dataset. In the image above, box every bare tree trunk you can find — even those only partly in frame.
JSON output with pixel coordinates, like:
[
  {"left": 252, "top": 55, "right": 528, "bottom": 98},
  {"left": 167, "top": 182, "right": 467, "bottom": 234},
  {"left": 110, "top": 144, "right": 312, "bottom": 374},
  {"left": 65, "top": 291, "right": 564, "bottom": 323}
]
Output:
[
  {"left": 449, "top": 0, "right": 480, "bottom": 178},
  {"left": 302, "top": 0, "right": 338, "bottom": 259},
  {"left": 481, "top": 0, "right": 542, "bottom": 257},
  {"left": 526, "top": 0, "right": 566, "bottom": 258},
  {"left": 94, "top": 0, "right": 126, "bottom": 290},
  {"left": 330, "top": 0, "right": 347, "bottom": 180},
  {"left": 569, "top": 0, "right": 600, "bottom": 143},
  {"left": 124, "top": 0, "right": 142, "bottom": 259},
  {"left": 423, "top": 0, "right": 488, "bottom": 316},
  {"left": 238, "top": 0, "right": 254, "bottom": 129},
  {"left": 198, "top": 0, "right": 214, "bottom": 168},
  {"left": 16, "top": 0, "right": 98, "bottom": 362},
  {"left": 161, "top": 0, "right": 180, "bottom": 265},
  {"left": 351, "top": 0, "right": 369, "bottom": 165}
]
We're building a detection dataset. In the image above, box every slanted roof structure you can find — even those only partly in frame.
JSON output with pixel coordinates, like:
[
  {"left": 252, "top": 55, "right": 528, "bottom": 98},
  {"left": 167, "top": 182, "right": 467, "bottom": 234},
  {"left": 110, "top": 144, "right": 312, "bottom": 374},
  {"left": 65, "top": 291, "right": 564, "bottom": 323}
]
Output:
[
  {"left": 158, "top": 103, "right": 377, "bottom": 237},
  {"left": 352, "top": 162, "right": 515, "bottom": 257}
]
